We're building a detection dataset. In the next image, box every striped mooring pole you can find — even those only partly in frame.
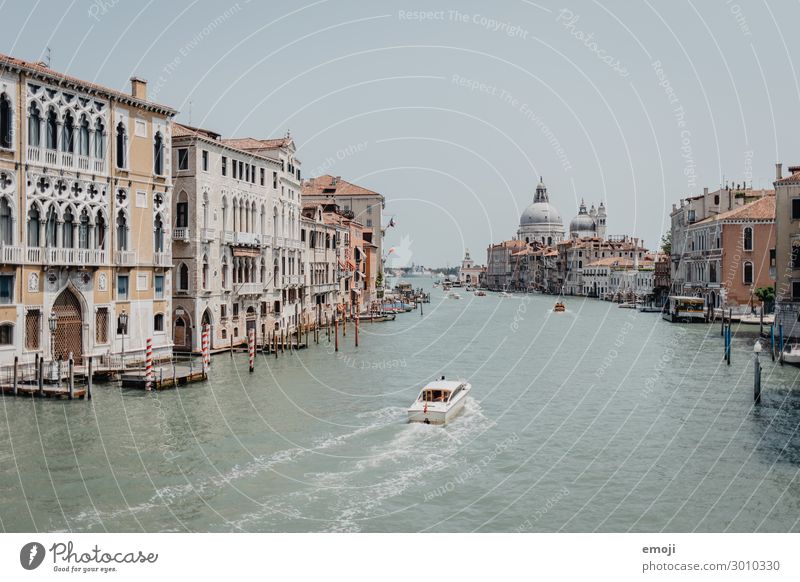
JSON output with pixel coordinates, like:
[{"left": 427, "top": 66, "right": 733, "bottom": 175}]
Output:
[
  {"left": 248, "top": 329, "right": 255, "bottom": 373},
  {"left": 202, "top": 324, "right": 211, "bottom": 373},
  {"left": 145, "top": 337, "right": 154, "bottom": 391}
]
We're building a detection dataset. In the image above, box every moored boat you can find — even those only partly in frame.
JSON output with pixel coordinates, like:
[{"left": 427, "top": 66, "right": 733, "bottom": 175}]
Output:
[
  {"left": 448, "top": 291, "right": 461, "bottom": 299},
  {"left": 782, "top": 344, "right": 800, "bottom": 365},
  {"left": 498, "top": 291, "right": 512, "bottom": 298},
  {"left": 618, "top": 302, "right": 637, "bottom": 309},
  {"left": 408, "top": 378, "right": 471, "bottom": 425}
]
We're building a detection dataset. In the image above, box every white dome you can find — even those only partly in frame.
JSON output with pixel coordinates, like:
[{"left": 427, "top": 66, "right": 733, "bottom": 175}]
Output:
[{"left": 521, "top": 202, "right": 562, "bottom": 226}]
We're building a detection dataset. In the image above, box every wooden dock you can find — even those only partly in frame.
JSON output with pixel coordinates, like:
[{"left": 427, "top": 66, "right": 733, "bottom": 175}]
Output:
[
  {"left": 121, "top": 364, "right": 207, "bottom": 390},
  {"left": 0, "top": 382, "right": 87, "bottom": 399}
]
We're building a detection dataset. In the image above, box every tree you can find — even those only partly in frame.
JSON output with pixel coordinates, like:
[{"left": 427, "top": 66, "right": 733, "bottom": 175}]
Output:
[
  {"left": 754, "top": 286, "right": 775, "bottom": 313},
  {"left": 660, "top": 231, "right": 672, "bottom": 256}
]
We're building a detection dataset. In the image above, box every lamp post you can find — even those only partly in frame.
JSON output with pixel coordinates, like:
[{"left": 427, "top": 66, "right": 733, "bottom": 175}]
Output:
[
  {"left": 48, "top": 313, "right": 58, "bottom": 381},
  {"left": 119, "top": 310, "right": 128, "bottom": 371}
]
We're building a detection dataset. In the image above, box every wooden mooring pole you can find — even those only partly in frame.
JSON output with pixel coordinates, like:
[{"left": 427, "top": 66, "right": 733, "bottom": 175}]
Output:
[
  {"left": 12, "top": 356, "right": 18, "bottom": 396},
  {"left": 68, "top": 355, "right": 75, "bottom": 400},
  {"left": 37, "top": 357, "right": 44, "bottom": 397},
  {"left": 87, "top": 356, "right": 93, "bottom": 400},
  {"left": 754, "top": 344, "right": 762, "bottom": 404},
  {"left": 355, "top": 310, "right": 359, "bottom": 348},
  {"left": 334, "top": 312, "right": 339, "bottom": 352}
]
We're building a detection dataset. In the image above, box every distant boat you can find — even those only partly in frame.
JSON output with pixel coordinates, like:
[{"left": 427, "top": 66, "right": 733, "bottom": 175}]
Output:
[
  {"left": 474, "top": 290, "right": 486, "bottom": 297},
  {"left": 553, "top": 301, "right": 566, "bottom": 312},
  {"left": 448, "top": 292, "right": 461, "bottom": 299},
  {"left": 498, "top": 291, "right": 512, "bottom": 298},
  {"left": 618, "top": 302, "right": 637, "bottom": 309},
  {"left": 663, "top": 296, "right": 706, "bottom": 323}
]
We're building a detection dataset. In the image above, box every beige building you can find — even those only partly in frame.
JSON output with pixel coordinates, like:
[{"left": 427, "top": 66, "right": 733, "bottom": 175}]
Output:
[
  {"left": 0, "top": 54, "right": 176, "bottom": 369},
  {"left": 302, "top": 174, "right": 384, "bottom": 292}
]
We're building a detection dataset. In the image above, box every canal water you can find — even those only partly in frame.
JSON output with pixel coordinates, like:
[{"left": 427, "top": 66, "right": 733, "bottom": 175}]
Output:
[{"left": 2, "top": 279, "right": 799, "bottom": 532}]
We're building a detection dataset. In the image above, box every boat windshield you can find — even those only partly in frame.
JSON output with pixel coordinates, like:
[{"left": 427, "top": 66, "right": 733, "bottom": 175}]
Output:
[{"left": 420, "top": 389, "right": 451, "bottom": 402}]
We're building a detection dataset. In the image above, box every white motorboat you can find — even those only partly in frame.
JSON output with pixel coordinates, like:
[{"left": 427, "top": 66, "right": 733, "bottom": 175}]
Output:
[
  {"left": 498, "top": 291, "right": 512, "bottom": 298},
  {"left": 408, "top": 379, "right": 471, "bottom": 425},
  {"left": 448, "top": 291, "right": 461, "bottom": 299},
  {"left": 782, "top": 344, "right": 800, "bottom": 365},
  {"left": 618, "top": 302, "right": 637, "bottom": 309}
]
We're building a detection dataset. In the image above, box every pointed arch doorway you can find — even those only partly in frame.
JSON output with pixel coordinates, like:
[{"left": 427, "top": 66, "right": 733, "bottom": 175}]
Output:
[{"left": 52, "top": 287, "right": 84, "bottom": 364}]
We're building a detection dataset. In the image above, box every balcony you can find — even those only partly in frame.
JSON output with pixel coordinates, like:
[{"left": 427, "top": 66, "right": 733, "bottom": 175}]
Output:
[
  {"left": 222, "top": 230, "right": 234, "bottom": 244},
  {"left": 173, "top": 227, "right": 190, "bottom": 242},
  {"left": 200, "top": 228, "right": 216, "bottom": 242},
  {"left": 115, "top": 250, "right": 137, "bottom": 266},
  {"left": 153, "top": 252, "right": 172, "bottom": 267},
  {"left": 235, "top": 282, "right": 264, "bottom": 296},
  {"left": 44, "top": 248, "right": 107, "bottom": 266},
  {"left": 27, "top": 145, "right": 107, "bottom": 175},
  {"left": 234, "top": 232, "right": 259, "bottom": 246},
  {"left": 274, "top": 236, "right": 285, "bottom": 248},
  {"left": 0, "top": 245, "right": 23, "bottom": 264}
]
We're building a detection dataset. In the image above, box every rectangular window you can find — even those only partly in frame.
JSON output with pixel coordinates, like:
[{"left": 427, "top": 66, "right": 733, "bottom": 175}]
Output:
[
  {"left": 220, "top": 304, "right": 227, "bottom": 319},
  {"left": 260, "top": 168, "right": 265, "bottom": 186},
  {"left": 177, "top": 148, "right": 189, "bottom": 170},
  {"left": 95, "top": 307, "right": 108, "bottom": 343},
  {"left": 793, "top": 242, "right": 800, "bottom": 269},
  {"left": 366, "top": 219, "right": 373, "bottom": 227},
  {"left": 238, "top": 161, "right": 243, "bottom": 180},
  {"left": 135, "top": 119, "right": 147, "bottom": 138},
  {"left": 154, "top": 313, "right": 164, "bottom": 332},
  {"left": 202, "top": 150, "right": 209, "bottom": 171},
  {"left": 221, "top": 156, "right": 227, "bottom": 176},
  {"left": 117, "top": 275, "right": 129, "bottom": 300},
  {"left": 0, "top": 324, "right": 12, "bottom": 345},
  {"left": 0, "top": 274, "right": 13, "bottom": 304},
  {"left": 233, "top": 160, "right": 238, "bottom": 179},
  {"left": 154, "top": 275, "right": 164, "bottom": 299},
  {"left": 25, "top": 309, "right": 41, "bottom": 350},
  {"left": 273, "top": 171, "right": 277, "bottom": 189},
  {"left": 233, "top": 303, "right": 239, "bottom": 317},
  {"left": 793, "top": 199, "right": 800, "bottom": 220},
  {"left": 137, "top": 273, "right": 148, "bottom": 291}
]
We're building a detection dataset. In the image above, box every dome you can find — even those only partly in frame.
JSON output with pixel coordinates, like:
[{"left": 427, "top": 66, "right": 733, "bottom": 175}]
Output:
[
  {"left": 569, "top": 199, "right": 598, "bottom": 237},
  {"left": 521, "top": 202, "right": 562, "bottom": 226}
]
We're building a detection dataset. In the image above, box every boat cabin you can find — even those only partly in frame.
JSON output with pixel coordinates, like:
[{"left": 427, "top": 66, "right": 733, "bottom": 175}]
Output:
[{"left": 417, "top": 381, "right": 466, "bottom": 403}]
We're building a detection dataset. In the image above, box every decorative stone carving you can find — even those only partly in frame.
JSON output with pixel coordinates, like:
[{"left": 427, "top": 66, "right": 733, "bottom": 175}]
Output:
[
  {"left": 27, "top": 272, "right": 39, "bottom": 292},
  {"left": 98, "top": 272, "right": 107, "bottom": 291}
]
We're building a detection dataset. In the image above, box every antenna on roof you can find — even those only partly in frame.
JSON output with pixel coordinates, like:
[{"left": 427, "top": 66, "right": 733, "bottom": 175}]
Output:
[
  {"left": 187, "top": 100, "right": 193, "bottom": 125},
  {"left": 45, "top": 47, "right": 51, "bottom": 68}
]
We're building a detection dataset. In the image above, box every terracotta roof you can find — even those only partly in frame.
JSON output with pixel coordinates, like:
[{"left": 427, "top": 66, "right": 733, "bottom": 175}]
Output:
[
  {"left": 173, "top": 122, "right": 220, "bottom": 140},
  {"left": 776, "top": 171, "right": 800, "bottom": 185},
  {"left": 0, "top": 52, "right": 177, "bottom": 115},
  {"left": 698, "top": 195, "right": 775, "bottom": 223},
  {"left": 220, "top": 136, "right": 294, "bottom": 151},
  {"left": 302, "top": 175, "right": 381, "bottom": 197}
]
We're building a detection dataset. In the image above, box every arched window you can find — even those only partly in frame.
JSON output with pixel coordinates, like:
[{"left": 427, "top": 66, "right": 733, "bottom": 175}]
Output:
[
  {"left": 202, "top": 192, "right": 209, "bottom": 229},
  {"left": 179, "top": 263, "right": 189, "bottom": 291},
  {"left": 153, "top": 131, "right": 164, "bottom": 175},
  {"left": 61, "top": 111, "right": 74, "bottom": 153},
  {"left": 202, "top": 255, "right": 209, "bottom": 289},
  {"left": 221, "top": 256, "right": 228, "bottom": 288},
  {"left": 260, "top": 259, "right": 266, "bottom": 283},
  {"left": 175, "top": 191, "right": 188, "bottom": 228},
  {"left": 94, "top": 119, "right": 104, "bottom": 158},
  {"left": 79, "top": 115, "right": 90, "bottom": 156},
  {"left": 0, "top": 93, "right": 12, "bottom": 149},
  {"left": 743, "top": 226, "right": 753, "bottom": 251},
  {"left": 28, "top": 103, "right": 41, "bottom": 147},
  {"left": 743, "top": 261, "right": 754, "bottom": 285},
  {"left": 62, "top": 207, "right": 75, "bottom": 248},
  {"left": 27, "top": 206, "right": 40, "bottom": 247},
  {"left": 154, "top": 313, "right": 164, "bottom": 332},
  {"left": 45, "top": 109, "right": 58, "bottom": 150},
  {"left": 221, "top": 196, "right": 228, "bottom": 232},
  {"left": 116, "top": 210, "right": 127, "bottom": 251},
  {"left": 0, "top": 197, "right": 12, "bottom": 245},
  {"left": 115, "top": 122, "right": 126, "bottom": 169},
  {"left": 45, "top": 206, "right": 57, "bottom": 247},
  {"left": 78, "top": 209, "right": 90, "bottom": 249},
  {"left": 95, "top": 212, "right": 106, "bottom": 250},
  {"left": 154, "top": 213, "right": 164, "bottom": 252}
]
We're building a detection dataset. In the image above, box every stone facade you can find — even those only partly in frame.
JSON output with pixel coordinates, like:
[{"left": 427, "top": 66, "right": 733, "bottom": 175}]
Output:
[{"left": 0, "top": 54, "right": 175, "bottom": 368}]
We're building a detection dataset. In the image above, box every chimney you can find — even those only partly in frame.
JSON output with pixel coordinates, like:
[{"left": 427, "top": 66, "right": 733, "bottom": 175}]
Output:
[
  {"left": 130, "top": 76, "right": 147, "bottom": 100},
  {"left": 776, "top": 162, "right": 783, "bottom": 181}
]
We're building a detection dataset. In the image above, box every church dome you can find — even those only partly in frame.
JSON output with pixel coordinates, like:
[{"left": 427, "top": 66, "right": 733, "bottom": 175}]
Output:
[
  {"left": 520, "top": 202, "right": 562, "bottom": 226},
  {"left": 517, "top": 178, "right": 565, "bottom": 245},
  {"left": 569, "top": 200, "right": 596, "bottom": 236}
]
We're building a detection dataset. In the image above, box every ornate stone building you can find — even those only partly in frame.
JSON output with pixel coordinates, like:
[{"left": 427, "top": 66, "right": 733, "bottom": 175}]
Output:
[
  {"left": 517, "top": 178, "right": 564, "bottom": 245},
  {"left": 0, "top": 53, "right": 176, "bottom": 368}
]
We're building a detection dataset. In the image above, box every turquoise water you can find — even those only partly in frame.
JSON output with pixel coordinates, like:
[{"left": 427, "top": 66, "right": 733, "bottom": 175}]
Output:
[{"left": 2, "top": 279, "right": 799, "bottom": 532}]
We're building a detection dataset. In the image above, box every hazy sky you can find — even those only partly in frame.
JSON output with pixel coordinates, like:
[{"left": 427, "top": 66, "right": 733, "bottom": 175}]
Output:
[{"left": 2, "top": 0, "right": 798, "bottom": 266}]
